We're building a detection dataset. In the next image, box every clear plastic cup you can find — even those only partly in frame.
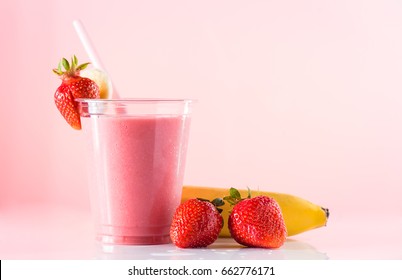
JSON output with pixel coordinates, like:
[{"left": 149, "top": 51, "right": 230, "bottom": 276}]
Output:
[{"left": 77, "top": 98, "right": 194, "bottom": 245}]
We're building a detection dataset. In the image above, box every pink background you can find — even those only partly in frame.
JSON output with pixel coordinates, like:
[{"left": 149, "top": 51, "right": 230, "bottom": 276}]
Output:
[{"left": 1, "top": 0, "right": 402, "bottom": 258}]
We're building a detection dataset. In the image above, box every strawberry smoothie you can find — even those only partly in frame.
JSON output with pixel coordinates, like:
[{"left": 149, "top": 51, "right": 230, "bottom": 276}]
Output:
[{"left": 78, "top": 99, "right": 193, "bottom": 245}]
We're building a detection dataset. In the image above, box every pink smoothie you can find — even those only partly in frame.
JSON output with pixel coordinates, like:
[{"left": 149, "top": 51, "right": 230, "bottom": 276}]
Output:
[{"left": 81, "top": 115, "right": 191, "bottom": 245}]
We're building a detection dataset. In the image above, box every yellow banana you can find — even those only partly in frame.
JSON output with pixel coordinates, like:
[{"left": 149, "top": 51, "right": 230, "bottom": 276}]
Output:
[{"left": 181, "top": 186, "right": 329, "bottom": 237}]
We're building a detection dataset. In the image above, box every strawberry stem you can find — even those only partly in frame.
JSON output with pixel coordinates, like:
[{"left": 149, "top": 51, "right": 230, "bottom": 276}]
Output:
[
  {"left": 52, "top": 55, "right": 91, "bottom": 77},
  {"left": 223, "top": 187, "right": 252, "bottom": 206}
]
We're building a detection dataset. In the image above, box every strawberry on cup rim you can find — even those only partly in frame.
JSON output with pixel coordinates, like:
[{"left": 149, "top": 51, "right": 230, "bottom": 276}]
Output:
[{"left": 53, "top": 55, "right": 111, "bottom": 130}]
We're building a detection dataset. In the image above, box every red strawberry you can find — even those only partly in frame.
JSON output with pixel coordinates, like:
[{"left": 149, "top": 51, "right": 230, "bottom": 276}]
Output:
[
  {"left": 224, "top": 188, "right": 287, "bottom": 249},
  {"left": 170, "top": 198, "right": 224, "bottom": 248},
  {"left": 53, "top": 56, "right": 99, "bottom": 129}
]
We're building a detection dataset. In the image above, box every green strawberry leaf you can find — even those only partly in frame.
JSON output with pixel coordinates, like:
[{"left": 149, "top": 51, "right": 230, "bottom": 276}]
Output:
[
  {"left": 73, "top": 55, "right": 78, "bottom": 66},
  {"left": 52, "top": 68, "right": 62, "bottom": 75},
  {"left": 223, "top": 195, "right": 236, "bottom": 206},
  {"left": 62, "top": 58, "right": 70, "bottom": 71},
  {"left": 229, "top": 187, "right": 241, "bottom": 200},
  {"left": 211, "top": 198, "right": 225, "bottom": 207},
  {"left": 224, "top": 187, "right": 254, "bottom": 207},
  {"left": 76, "top": 62, "right": 90, "bottom": 71}
]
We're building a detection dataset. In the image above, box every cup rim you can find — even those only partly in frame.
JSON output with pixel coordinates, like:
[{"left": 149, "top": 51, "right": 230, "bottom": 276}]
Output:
[{"left": 75, "top": 98, "right": 196, "bottom": 104}]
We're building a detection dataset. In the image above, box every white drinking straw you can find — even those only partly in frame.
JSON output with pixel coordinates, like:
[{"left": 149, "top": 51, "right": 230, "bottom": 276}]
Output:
[
  {"left": 73, "top": 19, "right": 105, "bottom": 70},
  {"left": 73, "top": 19, "right": 118, "bottom": 98}
]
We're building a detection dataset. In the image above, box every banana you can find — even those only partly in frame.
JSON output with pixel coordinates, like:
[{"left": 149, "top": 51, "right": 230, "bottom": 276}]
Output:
[
  {"left": 80, "top": 68, "right": 112, "bottom": 99},
  {"left": 181, "top": 186, "right": 329, "bottom": 237}
]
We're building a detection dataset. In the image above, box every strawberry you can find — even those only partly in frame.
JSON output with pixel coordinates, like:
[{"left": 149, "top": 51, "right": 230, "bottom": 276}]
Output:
[
  {"left": 53, "top": 55, "right": 99, "bottom": 129},
  {"left": 170, "top": 198, "right": 224, "bottom": 248},
  {"left": 224, "top": 188, "right": 287, "bottom": 249}
]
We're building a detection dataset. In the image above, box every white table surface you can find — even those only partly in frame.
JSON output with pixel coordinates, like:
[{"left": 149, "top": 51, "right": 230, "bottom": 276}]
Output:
[{"left": 1, "top": 205, "right": 401, "bottom": 260}]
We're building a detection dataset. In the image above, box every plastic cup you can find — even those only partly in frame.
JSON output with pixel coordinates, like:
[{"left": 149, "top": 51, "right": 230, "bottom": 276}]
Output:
[{"left": 76, "top": 98, "right": 194, "bottom": 245}]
